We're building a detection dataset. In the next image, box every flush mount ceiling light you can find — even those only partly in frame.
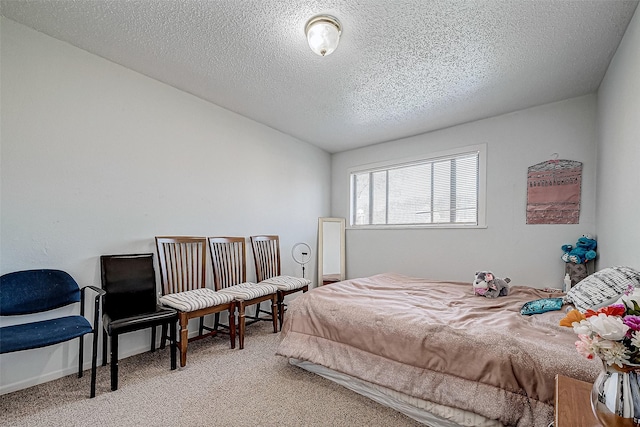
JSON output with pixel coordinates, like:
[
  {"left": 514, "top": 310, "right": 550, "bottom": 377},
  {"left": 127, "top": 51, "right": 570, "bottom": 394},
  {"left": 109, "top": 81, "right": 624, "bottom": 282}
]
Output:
[{"left": 305, "top": 15, "right": 342, "bottom": 57}]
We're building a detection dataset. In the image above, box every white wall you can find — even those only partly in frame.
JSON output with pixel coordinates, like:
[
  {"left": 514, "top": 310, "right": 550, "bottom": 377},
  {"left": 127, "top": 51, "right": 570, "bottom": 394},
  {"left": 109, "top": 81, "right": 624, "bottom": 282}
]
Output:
[
  {"left": 596, "top": 6, "right": 640, "bottom": 270},
  {"left": 0, "top": 18, "right": 330, "bottom": 394},
  {"left": 332, "top": 95, "right": 598, "bottom": 288}
]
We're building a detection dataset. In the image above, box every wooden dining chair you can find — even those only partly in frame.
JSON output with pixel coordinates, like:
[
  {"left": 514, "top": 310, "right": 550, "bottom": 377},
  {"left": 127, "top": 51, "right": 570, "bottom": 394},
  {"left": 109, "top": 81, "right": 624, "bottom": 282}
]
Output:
[
  {"left": 208, "top": 237, "right": 278, "bottom": 349},
  {"left": 155, "top": 236, "right": 236, "bottom": 367},
  {"left": 250, "top": 235, "right": 311, "bottom": 330}
]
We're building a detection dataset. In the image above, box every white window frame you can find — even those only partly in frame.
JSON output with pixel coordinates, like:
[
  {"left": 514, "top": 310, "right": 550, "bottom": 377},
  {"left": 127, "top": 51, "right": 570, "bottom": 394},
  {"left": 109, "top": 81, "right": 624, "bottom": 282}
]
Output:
[{"left": 348, "top": 144, "right": 487, "bottom": 229}]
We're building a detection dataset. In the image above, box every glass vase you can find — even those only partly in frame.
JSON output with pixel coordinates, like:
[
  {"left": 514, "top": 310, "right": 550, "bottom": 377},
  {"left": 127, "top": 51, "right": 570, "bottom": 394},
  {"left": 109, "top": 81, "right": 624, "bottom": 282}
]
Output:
[{"left": 591, "top": 362, "right": 640, "bottom": 427}]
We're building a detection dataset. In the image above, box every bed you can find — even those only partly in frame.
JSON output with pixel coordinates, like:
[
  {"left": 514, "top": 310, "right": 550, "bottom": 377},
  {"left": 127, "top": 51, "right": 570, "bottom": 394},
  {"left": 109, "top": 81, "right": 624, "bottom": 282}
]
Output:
[{"left": 276, "top": 273, "right": 602, "bottom": 427}]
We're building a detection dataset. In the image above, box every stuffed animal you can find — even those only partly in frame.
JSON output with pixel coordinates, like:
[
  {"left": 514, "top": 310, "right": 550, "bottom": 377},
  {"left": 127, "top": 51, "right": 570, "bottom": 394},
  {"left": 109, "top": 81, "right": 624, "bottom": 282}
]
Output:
[
  {"left": 473, "top": 271, "right": 511, "bottom": 298},
  {"left": 561, "top": 234, "right": 597, "bottom": 264}
]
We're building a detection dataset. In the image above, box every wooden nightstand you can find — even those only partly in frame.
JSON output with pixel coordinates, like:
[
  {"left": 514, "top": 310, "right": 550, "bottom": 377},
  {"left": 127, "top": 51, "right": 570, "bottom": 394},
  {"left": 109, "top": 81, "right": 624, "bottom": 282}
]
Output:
[{"left": 555, "top": 374, "right": 601, "bottom": 427}]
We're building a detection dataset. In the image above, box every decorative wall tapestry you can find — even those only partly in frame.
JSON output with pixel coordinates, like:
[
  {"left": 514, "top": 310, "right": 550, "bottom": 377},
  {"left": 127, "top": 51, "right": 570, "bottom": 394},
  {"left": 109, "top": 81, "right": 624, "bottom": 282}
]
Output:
[{"left": 526, "top": 159, "right": 582, "bottom": 224}]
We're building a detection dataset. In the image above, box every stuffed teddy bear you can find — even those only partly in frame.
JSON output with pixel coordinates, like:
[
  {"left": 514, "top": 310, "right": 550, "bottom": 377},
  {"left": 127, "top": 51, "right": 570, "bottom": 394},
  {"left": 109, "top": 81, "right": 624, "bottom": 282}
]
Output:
[
  {"left": 473, "top": 271, "right": 511, "bottom": 298},
  {"left": 561, "top": 234, "right": 597, "bottom": 264}
]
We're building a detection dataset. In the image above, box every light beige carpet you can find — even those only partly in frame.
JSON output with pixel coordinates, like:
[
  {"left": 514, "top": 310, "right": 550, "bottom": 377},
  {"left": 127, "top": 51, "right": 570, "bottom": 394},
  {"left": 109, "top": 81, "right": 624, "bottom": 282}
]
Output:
[{"left": 0, "top": 321, "right": 422, "bottom": 426}]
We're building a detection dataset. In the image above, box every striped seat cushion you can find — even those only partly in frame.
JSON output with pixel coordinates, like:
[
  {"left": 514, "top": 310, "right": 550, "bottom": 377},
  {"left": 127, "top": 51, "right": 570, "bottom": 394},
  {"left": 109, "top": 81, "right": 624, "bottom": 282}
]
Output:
[
  {"left": 159, "top": 288, "right": 234, "bottom": 312},
  {"left": 260, "top": 275, "right": 311, "bottom": 291},
  {"left": 218, "top": 282, "right": 278, "bottom": 301}
]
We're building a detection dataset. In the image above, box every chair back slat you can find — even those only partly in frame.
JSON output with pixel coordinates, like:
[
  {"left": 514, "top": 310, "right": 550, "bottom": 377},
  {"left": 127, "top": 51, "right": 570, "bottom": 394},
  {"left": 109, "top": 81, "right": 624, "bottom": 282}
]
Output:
[
  {"left": 208, "top": 237, "right": 246, "bottom": 290},
  {"left": 250, "top": 235, "right": 281, "bottom": 282},
  {"left": 155, "top": 236, "right": 207, "bottom": 295}
]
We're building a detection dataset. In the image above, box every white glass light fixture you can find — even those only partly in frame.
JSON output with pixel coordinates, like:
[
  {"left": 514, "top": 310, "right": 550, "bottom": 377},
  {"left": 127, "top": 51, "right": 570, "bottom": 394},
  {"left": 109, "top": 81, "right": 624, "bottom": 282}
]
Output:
[{"left": 305, "top": 15, "right": 342, "bottom": 56}]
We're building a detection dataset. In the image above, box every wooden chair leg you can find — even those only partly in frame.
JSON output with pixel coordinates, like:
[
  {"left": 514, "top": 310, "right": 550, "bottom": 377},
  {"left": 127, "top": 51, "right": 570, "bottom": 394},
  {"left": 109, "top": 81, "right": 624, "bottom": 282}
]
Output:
[
  {"left": 254, "top": 302, "right": 261, "bottom": 321},
  {"left": 179, "top": 314, "right": 189, "bottom": 367},
  {"left": 271, "top": 296, "right": 278, "bottom": 333},
  {"left": 277, "top": 291, "right": 285, "bottom": 331},
  {"left": 214, "top": 312, "right": 220, "bottom": 331},
  {"left": 238, "top": 302, "right": 246, "bottom": 350},
  {"left": 198, "top": 316, "right": 204, "bottom": 336}
]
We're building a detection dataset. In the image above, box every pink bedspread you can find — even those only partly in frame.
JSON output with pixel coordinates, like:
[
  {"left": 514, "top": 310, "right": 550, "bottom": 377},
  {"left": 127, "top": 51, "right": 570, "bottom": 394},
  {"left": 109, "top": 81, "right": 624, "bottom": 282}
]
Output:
[{"left": 277, "top": 273, "right": 601, "bottom": 426}]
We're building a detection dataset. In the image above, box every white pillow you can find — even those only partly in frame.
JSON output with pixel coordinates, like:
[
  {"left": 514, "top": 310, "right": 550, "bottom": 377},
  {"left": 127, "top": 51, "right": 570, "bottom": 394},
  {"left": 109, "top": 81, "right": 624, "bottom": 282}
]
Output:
[{"left": 565, "top": 266, "right": 640, "bottom": 312}]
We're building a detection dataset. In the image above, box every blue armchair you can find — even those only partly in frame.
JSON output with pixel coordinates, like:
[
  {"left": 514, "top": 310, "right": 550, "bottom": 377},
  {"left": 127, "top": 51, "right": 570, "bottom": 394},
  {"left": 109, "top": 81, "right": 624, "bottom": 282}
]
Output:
[{"left": 0, "top": 269, "right": 104, "bottom": 398}]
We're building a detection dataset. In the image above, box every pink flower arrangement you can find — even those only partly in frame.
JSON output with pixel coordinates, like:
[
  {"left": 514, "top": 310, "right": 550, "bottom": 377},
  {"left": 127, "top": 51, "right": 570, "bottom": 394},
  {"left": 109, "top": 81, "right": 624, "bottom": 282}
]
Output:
[{"left": 560, "top": 295, "right": 640, "bottom": 367}]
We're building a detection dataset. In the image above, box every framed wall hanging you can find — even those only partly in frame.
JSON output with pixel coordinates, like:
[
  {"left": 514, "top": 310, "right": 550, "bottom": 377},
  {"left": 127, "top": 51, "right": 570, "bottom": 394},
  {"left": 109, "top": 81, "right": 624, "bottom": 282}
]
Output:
[{"left": 526, "top": 157, "right": 582, "bottom": 224}]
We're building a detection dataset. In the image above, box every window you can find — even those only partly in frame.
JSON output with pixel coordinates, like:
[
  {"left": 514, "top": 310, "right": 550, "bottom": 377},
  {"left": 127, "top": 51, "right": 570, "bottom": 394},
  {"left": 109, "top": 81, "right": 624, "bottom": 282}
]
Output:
[{"left": 350, "top": 145, "right": 486, "bottom": 228}]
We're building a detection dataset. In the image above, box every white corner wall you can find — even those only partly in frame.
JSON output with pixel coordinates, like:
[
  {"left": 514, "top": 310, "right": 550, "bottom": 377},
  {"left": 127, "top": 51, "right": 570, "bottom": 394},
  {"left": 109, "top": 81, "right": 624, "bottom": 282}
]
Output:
[
  {"left": 596, "top": 6, "right": 640, "bottom": 270},
  {"left": 332, "top": 95, "right": 598, "bottom": 288},
  {"left": 0, "top": 18, "right": 330, "bottom": 394}
]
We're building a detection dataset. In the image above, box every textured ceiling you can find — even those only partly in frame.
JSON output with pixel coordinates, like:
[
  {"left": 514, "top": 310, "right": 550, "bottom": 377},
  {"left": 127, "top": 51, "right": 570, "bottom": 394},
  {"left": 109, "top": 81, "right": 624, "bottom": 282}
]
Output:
[{"left": 1, "top": 1, "right": 638, "bottom": 153}]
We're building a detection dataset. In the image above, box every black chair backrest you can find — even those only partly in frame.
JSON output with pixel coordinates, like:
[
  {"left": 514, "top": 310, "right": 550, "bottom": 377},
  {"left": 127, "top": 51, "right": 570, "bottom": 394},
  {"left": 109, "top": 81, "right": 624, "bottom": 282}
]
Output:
[
  {"left": 100, "top": 254, "right": 157, "bottom": 320},
  {"left": 0, "top": 269, "right": 80, "bottom": 316}
]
